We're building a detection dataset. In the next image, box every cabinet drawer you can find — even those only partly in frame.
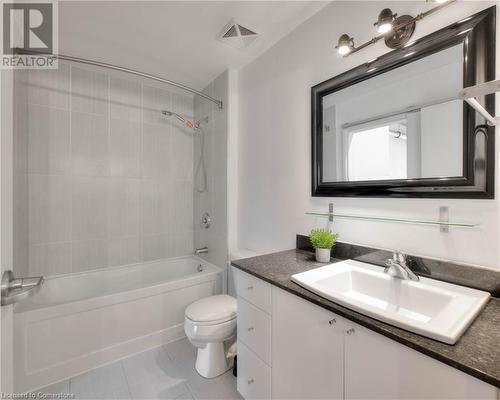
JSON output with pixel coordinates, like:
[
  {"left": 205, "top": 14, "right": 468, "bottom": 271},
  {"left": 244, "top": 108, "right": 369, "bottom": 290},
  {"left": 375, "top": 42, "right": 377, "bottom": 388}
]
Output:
[
  {"left": 235, "top": 269, "right": 272, "bottom": 314},
  {"left": 237, "top": 297, "right": 272, "bottom": 366},
  {"left": 237, "top": 341, "right": 271, "bottom": 400}
]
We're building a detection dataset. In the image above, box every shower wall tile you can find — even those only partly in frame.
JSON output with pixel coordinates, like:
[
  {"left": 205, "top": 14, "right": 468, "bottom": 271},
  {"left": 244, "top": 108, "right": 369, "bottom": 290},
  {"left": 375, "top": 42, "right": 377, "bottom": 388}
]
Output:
[
  {"left": 107, "top": 236, "right": 142, "bottom": 267},
  {"left": 142, "top": 123, "right": 170, "bottom": 178},
  {"left": 110, "top": 77, "right": 141, "bottom": 122},
  {"left": 28, "top": 174, "right": 72, "bottom": 244},
  {"left": 71, "top": 112, "right": 109, "bottom": 176},
  {"left": 143, "top": 85, "right": 171, "bottom": 125},
  {"left": 28, "top": 105, "right": 71, "bottom": 174},
  {"left": 108, "top": 178, "right": 142, "bottom": 237},
  {"left": 72, "top": 239, "right": 108, "bottom": 273},
  {"left": 193, "top": 70, "right": 228, "bottom": 277},
  {"left": 71, "top": 67, "right": 109, "bottom": 116},
  {"left": 172, "top": 181, "right": 194, "bottom": 232},
  {"left": 110, "top": 119, "right": 142, "bottom": 178},
  {"left": 170, "top": 125, "right": 193, "bottom": 182},
  {"left": 29, "top": 242, "right": 72, "bottom": 276},
  {"left": 72, "top": 177, "right": 108, "bottom": 240},
  {"left": 27, "top": 63, "right": 70, "bottom": 110},
  {"left": 17, "top": 62, "right": 196, "bottom": 278},
  {"left": 142, "top": 179, "right": 172, "bottom": 236},
  {"left": 142, "top": 234, "right": 171, "bottom": 262}
]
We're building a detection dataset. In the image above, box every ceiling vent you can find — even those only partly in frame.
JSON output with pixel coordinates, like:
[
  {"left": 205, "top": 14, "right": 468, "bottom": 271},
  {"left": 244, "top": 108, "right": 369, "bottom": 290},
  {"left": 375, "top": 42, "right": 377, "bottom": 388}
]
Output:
[{"left": 217, "top": 19, "right": 259, "bottom": 50}]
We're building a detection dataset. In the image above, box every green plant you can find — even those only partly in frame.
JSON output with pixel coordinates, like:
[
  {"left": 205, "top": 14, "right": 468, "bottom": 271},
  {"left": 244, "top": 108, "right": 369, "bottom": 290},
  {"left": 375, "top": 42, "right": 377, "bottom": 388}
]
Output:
[{"left": 309, "top": 228, "right": 338, "bottom": 250}]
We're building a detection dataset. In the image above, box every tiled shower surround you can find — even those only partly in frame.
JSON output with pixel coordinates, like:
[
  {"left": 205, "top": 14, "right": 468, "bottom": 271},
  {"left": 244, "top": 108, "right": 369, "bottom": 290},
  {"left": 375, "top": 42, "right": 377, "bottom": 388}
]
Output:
[{"left": 13, "top": 63, "right": 206, "bottom": 277}]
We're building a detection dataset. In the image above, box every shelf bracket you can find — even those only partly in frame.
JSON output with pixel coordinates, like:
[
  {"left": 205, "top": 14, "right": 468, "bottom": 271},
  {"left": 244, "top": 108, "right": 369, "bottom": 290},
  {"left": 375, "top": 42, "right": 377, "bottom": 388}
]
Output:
[
  {"left": 439, "top": 206, "right": 449, "bottom": 233},
  {"left": 329, "top": 203, "right": 334, "bottom": 223},
  {"left": 459, "top": 80, "right": 500, "bottom": 126}
]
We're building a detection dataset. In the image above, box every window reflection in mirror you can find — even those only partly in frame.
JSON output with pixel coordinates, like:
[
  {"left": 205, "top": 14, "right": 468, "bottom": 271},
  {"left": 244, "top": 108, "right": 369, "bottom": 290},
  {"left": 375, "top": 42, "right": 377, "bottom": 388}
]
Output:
[{"left": 321, "top": 44, "right": 463, "bottom": 183}]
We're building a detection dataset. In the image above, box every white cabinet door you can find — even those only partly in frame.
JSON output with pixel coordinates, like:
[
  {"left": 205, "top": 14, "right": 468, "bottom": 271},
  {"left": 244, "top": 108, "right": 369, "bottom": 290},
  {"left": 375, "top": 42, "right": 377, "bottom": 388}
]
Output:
[
  {"left": 344, "top": 322, "right": 497, "bottom": 400},
  {"left": 272, "top": 287, "right": 344, "bottom": 400}
]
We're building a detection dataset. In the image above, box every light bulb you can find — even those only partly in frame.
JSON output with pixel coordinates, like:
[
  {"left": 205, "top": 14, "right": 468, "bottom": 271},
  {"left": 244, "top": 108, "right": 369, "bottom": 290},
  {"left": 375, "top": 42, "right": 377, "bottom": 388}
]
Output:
[
  {"left": 375, "top": 8, "right": 395, "bottom": 35},
  {"left": 336, "top": 34, "right": 354, "bottom": 56},
  {"left": 338, "top": 45, "right": 351, "bottom": 55},
  {"left": 377, "top": 23, "right": 392, "bottom": 34}
]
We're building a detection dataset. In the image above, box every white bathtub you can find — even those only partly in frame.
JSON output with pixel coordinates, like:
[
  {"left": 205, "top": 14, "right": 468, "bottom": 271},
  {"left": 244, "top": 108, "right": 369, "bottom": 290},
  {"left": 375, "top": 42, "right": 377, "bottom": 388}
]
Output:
[{"left": 14, "top": 256, "right": 222, "bottom": 392}]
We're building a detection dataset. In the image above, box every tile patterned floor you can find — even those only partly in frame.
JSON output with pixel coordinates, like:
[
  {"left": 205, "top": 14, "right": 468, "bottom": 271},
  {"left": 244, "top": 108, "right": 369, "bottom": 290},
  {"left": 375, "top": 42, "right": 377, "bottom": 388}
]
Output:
[{"left": 40, "top": 339, "right": 242, "bottom": 400}]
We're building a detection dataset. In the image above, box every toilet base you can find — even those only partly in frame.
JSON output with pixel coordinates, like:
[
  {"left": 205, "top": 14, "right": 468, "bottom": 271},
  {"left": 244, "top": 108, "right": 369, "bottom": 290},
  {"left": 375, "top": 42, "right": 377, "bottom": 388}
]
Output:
[{"left": 195, "top": 342, "right": 233, "bottom": 379}]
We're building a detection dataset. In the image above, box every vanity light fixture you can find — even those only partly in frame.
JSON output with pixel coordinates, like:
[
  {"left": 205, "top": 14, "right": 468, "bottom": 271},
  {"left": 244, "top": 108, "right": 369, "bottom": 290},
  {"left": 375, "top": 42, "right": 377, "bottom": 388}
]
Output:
[
  {"left": 336, "top": 0, "right": 456, "bottom": 56},
  {"left": 375, "top": 8, "right": 395, "bottom": 34},
  {"left": 335, "top": 34, "right": 354, "bottom": 56}
]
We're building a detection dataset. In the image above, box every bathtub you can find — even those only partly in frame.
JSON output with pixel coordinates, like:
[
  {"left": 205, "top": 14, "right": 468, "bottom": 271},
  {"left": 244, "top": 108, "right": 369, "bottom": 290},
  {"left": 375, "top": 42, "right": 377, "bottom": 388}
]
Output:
[{"left": 14, "top": 256, "right": 222, "bottom": 392}]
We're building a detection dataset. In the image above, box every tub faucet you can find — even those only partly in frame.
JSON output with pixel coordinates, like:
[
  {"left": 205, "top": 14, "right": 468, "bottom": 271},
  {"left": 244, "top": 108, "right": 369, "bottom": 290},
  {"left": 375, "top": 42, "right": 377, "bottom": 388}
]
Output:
[
  {"left": 195, "top": 247, "right": 208, "bottom": 255},
  {"left": 384, "top": 251, "right": 419, "bottom": 281}
]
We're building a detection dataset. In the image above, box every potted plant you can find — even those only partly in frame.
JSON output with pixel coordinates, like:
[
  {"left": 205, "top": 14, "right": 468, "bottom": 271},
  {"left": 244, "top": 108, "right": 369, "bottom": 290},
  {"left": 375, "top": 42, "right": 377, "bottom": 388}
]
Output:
[{"left": 309, "top": 228, "right": 338, "bottom": 263}]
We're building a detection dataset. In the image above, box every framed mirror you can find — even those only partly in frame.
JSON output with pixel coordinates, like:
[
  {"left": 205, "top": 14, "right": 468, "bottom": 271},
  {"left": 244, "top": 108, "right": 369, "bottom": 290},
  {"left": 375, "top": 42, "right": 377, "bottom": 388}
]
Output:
[{"left": 311, "top": 7, "right": 495, "bottom": 198}]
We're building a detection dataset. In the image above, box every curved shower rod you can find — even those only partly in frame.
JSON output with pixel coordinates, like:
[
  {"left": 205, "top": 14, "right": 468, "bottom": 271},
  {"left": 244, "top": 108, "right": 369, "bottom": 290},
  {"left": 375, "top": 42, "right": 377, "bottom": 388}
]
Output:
[{"left": 16, "top": 50, "right": 223, "bottom": 109}]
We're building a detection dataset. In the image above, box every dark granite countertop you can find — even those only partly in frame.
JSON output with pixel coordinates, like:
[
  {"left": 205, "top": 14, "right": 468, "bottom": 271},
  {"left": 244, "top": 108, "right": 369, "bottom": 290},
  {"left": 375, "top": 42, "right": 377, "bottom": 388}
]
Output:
[{"left": 231, "top": 249, "right": 500, "bottom": 388}]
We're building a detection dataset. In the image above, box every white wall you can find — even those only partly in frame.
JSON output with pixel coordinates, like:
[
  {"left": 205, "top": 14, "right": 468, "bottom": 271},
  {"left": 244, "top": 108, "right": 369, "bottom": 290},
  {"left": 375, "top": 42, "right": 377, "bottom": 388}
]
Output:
[
  {"left": 237, "top": 1, "right": 500, "bottom": 270},
  {"left": 13, "top": 63, "right": 195, "bottom": 277}
]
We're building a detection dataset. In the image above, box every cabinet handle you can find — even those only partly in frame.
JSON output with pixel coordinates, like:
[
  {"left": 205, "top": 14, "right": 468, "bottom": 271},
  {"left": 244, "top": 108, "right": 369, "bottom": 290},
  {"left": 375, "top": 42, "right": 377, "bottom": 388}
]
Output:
[
  {"left": 328, "top": 318, "right": 336, "bottom": 325},
  {"left": 346, "top": 328, "right": 355, "bottom": 335},
  {"left": 247, "top": 327, "right": 254, "bottom": 332},
  {"left": 248, "top": 379, "right": 254, "bottom": 385},
  {"left": 247, "top": 286, "right": 254, "bottom": 290}
]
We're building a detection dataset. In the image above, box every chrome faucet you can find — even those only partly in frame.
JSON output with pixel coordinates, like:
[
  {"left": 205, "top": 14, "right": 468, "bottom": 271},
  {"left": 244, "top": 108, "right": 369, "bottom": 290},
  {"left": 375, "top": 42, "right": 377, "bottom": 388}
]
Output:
[
  {"left": 384, "top": 251, "right": 419, "bottom": 281},
  {"left": 195, "top": 246, "right": 208, "bottom": 255}
]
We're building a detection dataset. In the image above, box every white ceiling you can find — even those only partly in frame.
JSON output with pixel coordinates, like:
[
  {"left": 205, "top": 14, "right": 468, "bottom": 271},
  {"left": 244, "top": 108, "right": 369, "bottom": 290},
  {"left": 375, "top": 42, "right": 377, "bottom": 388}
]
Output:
[{"left": 59, "top": 1, "right": 329, "bottom": 90}]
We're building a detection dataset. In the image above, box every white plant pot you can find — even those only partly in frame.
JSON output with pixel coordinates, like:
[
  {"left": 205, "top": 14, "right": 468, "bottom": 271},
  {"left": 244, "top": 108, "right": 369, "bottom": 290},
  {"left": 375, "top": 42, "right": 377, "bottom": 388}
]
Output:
[{"left": 315, "top": 248, "right": 331, "bottom": 263}]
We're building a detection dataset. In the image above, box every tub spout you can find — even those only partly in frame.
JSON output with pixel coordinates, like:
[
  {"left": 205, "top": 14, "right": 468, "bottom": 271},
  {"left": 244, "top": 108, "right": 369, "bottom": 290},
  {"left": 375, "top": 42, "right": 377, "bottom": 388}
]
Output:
[{"left": 195, "top": 247, "right": 208, "bottom": 255}]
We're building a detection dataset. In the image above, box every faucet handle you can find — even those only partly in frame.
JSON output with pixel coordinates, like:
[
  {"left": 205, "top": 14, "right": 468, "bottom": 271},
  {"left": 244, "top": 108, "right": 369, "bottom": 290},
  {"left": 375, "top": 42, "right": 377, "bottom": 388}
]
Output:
[{"left": 392, "top": 251, "right": 407, "bottom": 263}]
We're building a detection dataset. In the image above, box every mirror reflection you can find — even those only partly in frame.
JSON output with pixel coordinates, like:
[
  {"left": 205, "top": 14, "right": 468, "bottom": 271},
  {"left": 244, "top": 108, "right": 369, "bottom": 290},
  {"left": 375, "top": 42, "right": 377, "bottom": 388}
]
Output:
[{"left": 322, "top": 44, "right": 463, "bottom": 183}]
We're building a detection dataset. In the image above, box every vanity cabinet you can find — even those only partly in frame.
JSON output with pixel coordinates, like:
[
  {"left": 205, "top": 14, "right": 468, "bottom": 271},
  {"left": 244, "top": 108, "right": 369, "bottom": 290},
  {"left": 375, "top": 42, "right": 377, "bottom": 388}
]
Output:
[
  {"left": 272, "top": 287, "right": 344, "bottom": 399},
  {"left": 343, "top": 322, "right": 496, "bottom": 399},
  {"left": 234, "top": 268, "right": 497, "bottom": 400}
]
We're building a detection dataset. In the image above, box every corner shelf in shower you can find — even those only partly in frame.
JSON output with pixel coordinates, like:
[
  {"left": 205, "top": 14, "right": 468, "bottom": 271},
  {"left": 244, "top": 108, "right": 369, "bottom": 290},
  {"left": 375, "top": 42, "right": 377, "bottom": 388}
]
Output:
[{"left": 305, "top": 206, "right": 479, "bottom": 230}]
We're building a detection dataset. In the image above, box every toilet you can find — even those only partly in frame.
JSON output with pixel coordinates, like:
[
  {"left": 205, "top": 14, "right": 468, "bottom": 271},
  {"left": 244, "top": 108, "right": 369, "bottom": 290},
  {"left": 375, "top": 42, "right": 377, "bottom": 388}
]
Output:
[{"left": 184, "top": 295, "right": 237, "bottom": 378}]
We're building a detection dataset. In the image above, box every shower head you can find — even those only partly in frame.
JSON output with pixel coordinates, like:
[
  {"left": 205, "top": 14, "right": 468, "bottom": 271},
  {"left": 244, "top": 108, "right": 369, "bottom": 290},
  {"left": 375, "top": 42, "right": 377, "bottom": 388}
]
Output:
[
  {"left": 161, "top": 110, "right": 208, "bottom": 131},
  {"left": 161, "top": 110, "right": 186, "bottom": 124}
]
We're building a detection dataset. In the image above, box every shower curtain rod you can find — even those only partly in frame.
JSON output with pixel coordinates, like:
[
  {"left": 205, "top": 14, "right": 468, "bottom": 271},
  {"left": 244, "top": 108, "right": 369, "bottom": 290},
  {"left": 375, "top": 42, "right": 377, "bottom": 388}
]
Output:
[{"left": 18, "top": 50, "right": 223, "bottom": 109}]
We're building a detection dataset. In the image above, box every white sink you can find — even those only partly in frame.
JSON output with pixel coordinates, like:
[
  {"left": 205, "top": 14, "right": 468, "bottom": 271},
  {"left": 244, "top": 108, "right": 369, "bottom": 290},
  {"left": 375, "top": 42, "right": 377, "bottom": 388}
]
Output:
[{"left": 291, "top": 259, "right": 490, "bottom": 344}]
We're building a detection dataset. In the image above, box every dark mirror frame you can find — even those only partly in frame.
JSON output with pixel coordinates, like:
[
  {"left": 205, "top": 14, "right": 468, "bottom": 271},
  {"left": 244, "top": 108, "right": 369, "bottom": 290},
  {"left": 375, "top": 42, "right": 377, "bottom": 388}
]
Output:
[{"left": 312, "top": 6, "right": 496, "bottom": 199}]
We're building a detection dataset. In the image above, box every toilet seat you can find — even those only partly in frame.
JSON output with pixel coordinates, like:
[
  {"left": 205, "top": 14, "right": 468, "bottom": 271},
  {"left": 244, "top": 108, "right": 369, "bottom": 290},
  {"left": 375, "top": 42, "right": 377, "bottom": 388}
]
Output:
[{"left": 185, "top": 295, "right": 236, "bottom": 325}]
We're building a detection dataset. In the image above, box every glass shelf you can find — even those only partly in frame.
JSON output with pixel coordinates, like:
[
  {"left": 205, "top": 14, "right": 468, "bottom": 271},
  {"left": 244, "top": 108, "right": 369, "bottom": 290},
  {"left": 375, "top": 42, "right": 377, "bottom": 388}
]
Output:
[{"left": 305, "top": 211, "right": 478, "bottom": 228}]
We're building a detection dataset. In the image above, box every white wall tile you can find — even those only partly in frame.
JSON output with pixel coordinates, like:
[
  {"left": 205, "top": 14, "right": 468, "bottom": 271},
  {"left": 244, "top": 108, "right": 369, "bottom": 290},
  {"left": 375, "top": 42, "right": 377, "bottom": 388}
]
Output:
[
  {"left": 27, "top": 64, "right": 70, "bottom": 109},
  {"left": 142, "top": 85, "right": 171, "bottom": 126},
  {"left": 110, "top": 119, "right": 142, "bottom": 178},
  {"left": 29, "top": 242, "right": 72, "bottom": 276},
  {"left": 108, "top": 178, "right": 141, "bottom": 237},
  {"left": 71, "top": 112, "right": 109, "bottom": 176},
  {"left": 142, "top": 179, "right": 172, "bottom": 236},
  {"left": 142, "top": 234, "right": 172, "bottom": 262},
  {"left": 142, "top": 123, "right": 170, "bottom": 178},
  {"left": 17, "top": 62, "right": 197, "bottom": 278},
  {"left": 170, "top": 126, "right": 193, "bottom": 182},
  {"left": 110, "top": 77, "right": 141, "bottom": 121},
  {"left": 71, "top": 67, "right": 109, "bottom": 116},
  {"left": 172, "top": 181, "right": 193, "bottom": 232},
  {"left": 72, "top": 239, "right": 108, "bottom": 272},
  {"left": 72, "top": 177, "right": 108, "bottom": 240},
  {"left": 108, "top": 236, "right": 142, "bottom": 267},
  {"left": 29, "top": 174, "right": 72, "bottom": 244},
  {"left": 28, "top": 105, "right": 71, "bottom": 174}
]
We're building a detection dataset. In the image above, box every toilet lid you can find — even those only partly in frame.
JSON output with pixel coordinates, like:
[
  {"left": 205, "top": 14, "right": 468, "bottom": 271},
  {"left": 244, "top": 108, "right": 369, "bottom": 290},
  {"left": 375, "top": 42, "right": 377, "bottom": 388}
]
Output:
[{"left": 185, "top": 295, "right": 237, "bottom": 324}]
